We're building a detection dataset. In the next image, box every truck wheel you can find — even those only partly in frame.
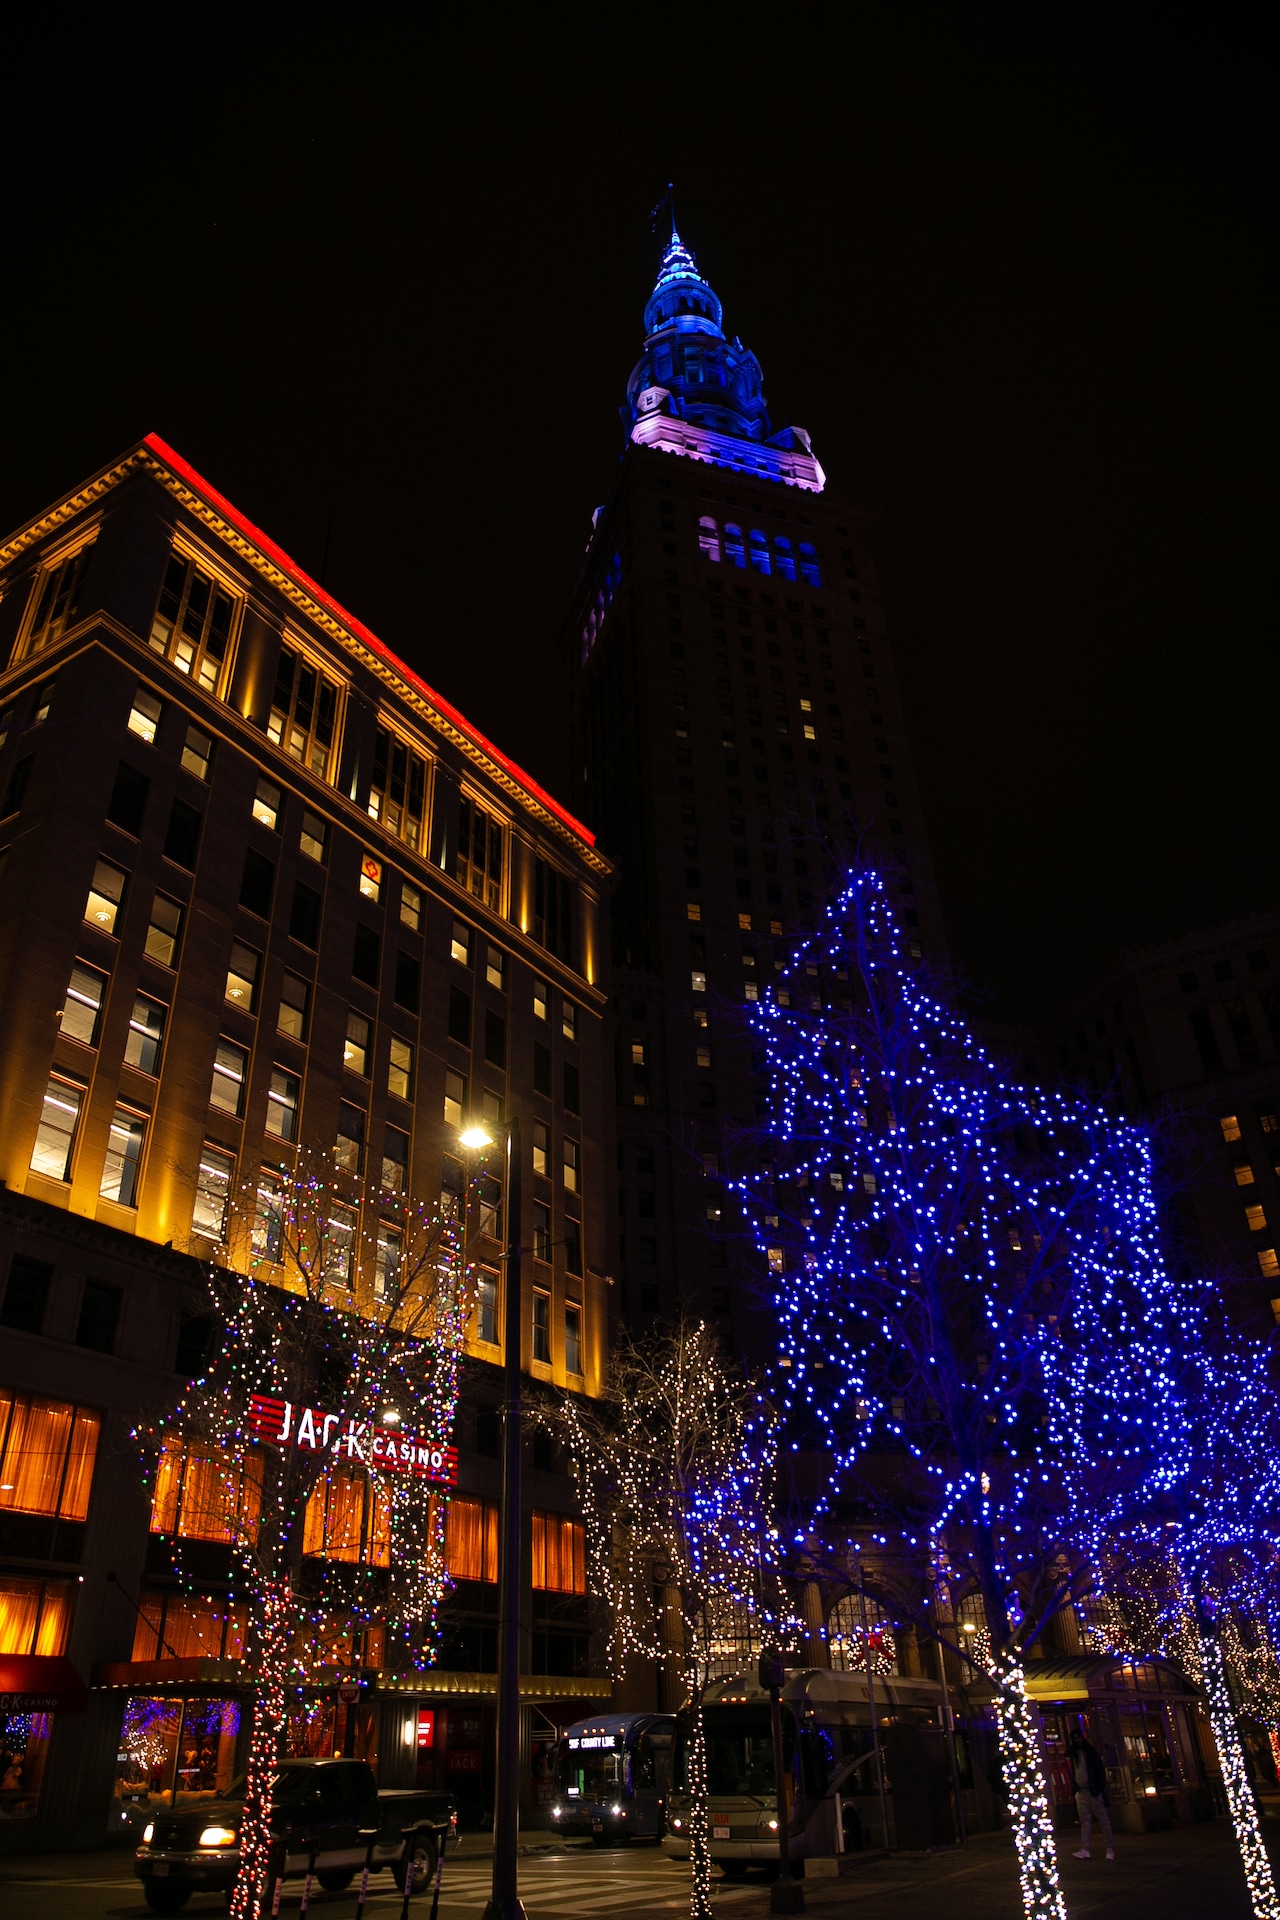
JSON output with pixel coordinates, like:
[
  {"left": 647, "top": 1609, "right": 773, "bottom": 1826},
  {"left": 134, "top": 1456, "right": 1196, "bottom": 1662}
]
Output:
[
  {"left": 143, "top": 1885, "right": 193, "bottom": 1914},
  {"left": 393, "top": 1834, "right": 437, "bottom": 1896},
  {"left": 317, "top": 1869, "right": 355, "bottom": 1891}
]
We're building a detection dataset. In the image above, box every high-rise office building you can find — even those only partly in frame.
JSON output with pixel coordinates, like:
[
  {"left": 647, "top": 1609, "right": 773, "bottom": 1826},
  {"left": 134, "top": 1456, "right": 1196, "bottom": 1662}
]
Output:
[{"left": 566, "top": 226, "right": 946, "bottom": 1348}]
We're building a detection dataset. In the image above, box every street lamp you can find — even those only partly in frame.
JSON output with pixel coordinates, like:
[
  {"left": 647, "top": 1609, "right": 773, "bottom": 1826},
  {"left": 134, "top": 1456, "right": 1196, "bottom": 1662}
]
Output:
[{"left": 462, "top": 1118, "right": 527, "bottom": 1920}]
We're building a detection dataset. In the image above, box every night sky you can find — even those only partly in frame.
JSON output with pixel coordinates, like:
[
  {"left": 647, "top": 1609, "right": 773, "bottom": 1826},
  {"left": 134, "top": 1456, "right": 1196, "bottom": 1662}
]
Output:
[{"left": 2, "top": 14, "right": 1272, "bottom": 1025}]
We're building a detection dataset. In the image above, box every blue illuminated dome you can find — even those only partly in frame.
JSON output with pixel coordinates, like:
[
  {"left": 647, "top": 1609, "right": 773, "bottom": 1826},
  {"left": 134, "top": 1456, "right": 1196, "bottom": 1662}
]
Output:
[{"left": 624, "top": 226, "right": 771, "bottom": 443}]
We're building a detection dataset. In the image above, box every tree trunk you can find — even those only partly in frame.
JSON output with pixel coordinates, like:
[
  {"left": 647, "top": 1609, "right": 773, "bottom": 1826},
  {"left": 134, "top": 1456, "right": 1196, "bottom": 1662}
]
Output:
[
  {"left": 686, "top": 1672, "right": 712, "bottom": 1920},
  {"left": 989, "top": 1645, "right": 1067, "bottom": 1920},
  {"left": 230, "top": 1577, "right": 292, "bottom": 1920},
  {"left": 1196, "top": 1608, "right": 1280, "bottom": 1919}
]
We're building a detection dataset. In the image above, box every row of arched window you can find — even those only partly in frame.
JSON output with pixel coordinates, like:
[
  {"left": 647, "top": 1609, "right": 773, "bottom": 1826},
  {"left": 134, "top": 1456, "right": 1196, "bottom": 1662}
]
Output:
[{"left": 698, "top": 517, "right": 822, "bottom": 586}]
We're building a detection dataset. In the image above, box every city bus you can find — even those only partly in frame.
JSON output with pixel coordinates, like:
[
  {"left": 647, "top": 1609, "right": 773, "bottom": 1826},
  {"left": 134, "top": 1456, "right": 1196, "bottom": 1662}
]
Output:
[
  {"left": 549, "top": 1712, "right": 676, "bottom": 1844},
  {"left": 662, "top": 1668, "right": 955, "bottom": 1873}
]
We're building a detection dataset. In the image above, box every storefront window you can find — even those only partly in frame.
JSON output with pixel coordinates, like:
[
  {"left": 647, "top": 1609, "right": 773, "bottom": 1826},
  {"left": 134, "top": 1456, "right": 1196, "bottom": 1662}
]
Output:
[
  {"left": 114, "top": 1696, "right": 241, "bottom": 1819},
  {"left": 149, "top": 1440, "right": 264, "bottom": 1546},
  {"left": 0, "top": 1711, "right": 53, "bottom": 1816}
]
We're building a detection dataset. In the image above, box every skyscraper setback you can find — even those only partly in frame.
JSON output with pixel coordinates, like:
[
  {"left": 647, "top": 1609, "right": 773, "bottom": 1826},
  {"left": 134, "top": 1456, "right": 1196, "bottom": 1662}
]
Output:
[{"left": 566, "top": 224, "right": 946, "bottom": 1348}]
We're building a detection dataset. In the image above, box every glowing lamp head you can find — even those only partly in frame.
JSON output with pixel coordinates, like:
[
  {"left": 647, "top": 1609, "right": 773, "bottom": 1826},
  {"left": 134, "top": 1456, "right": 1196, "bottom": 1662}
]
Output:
[{"left": 459, "top": 1125, "right": 494, "bottom": 1150}]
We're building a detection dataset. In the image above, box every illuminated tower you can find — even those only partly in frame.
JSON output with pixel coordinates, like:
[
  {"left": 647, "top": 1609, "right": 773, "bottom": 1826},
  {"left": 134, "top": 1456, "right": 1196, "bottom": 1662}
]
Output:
[{"left": 567, "top": 220, "right": 946, "bottom": 1351}]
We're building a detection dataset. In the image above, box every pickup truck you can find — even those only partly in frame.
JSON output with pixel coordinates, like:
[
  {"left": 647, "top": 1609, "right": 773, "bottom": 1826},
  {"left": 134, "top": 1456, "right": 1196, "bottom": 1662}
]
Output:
[{"left": 134, "top": 1756, "right": 456, "bottom": 1913}]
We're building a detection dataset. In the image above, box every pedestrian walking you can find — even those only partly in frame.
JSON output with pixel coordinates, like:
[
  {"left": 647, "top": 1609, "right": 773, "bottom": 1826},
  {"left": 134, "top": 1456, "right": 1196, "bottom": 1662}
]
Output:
[{"left": 1069, "top": 1733, "right": 1115, "bottom": 1860}]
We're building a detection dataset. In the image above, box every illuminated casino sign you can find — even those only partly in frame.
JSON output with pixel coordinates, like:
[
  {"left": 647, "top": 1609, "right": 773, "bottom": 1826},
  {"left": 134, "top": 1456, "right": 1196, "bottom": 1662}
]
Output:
[{"left": 247, "top": 1394, "right": 457, "bottom": 1488}]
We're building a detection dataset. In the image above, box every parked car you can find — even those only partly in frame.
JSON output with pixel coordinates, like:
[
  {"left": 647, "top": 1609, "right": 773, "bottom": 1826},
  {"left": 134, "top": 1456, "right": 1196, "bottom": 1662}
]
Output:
[{"left": 134, "top": 1755, "right": 455, "bottom": 1913}]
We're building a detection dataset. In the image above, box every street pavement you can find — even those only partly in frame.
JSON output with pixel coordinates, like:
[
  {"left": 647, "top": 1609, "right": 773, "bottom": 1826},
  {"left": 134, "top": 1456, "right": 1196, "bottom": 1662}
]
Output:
[{"left": 0, "top": 1821, "right": 1274, "bottom": 1918}]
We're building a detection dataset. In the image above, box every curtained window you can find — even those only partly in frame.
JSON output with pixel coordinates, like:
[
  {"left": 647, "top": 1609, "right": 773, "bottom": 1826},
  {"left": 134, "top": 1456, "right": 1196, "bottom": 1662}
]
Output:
[
  {"left": 0, "top": 1577, "right": 72, "bottom": 1656},
  {"left": 149, "top": 1439, "right": 264, "bottom": 1545},
  {"left": 130, "top": 1592, "right": 248, "bottom": 1662},
  {"left": 531, "top": 1511, "right": 586, "bottom": 1594},
  {"left": 0, "top": 1391, "right": 101, "bottom": 1520},
  {"left": 446, "top": 1496, "right": 498, "bottom": 1582},
  {"left": 302, "top": 1470, "right": 390, "bottom": 1566}
]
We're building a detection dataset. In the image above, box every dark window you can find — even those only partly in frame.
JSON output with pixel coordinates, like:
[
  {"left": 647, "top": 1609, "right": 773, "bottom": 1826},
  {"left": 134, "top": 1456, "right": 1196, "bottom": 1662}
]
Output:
[
  {"left": 563, "top": 1062, "right": 580, "bottom": 1114},
  {"left": 564, "top": 1217, "right": 582, "bottom": 1276},
  {"left": 475, "top": 1408, "right": 500, "bottom": 1458},
  {"left": 76, "top": 1279, "right": 122, "bottom": 1353},
  {"left": 1179, "top": 970, "right": 1199, "bottom": 994},
  {"left": 394, "top": 950, "right": 421, "bottom": 1013},
  {"left": 290, "top": 880, "right": 322, "bottom": 948},
  {"left": 1248, "top": 950, "right": 1268, "bottom": 974},
  {"left": 1, "top": 1255, "right": 53, "bottom": 1334},
  {"left": 352, "top": 923, "right": 380, "bottom": 986},
  {"left": 534, "top": 859, "right": 575, "bottom": 965},
  {"left": 484, "top": 1011, "right": 506, "bottom": 1069},
  {"left": 533, "top": 1042, "right": 552, "bottom": 1097},
  {"left": 335, "top": 1102, "right": 366, "bottom": 1174},
  {"left": 240, "top": 848, "right": 275, "bottom": 917},
  {"left": 1189, "top": 1008, "right": 1223, "bottom": 1077},
  {"left": 1225, "top": 1000, "right": 1260, "bottom": 1066},
  {"left": 174, "top": 1312, "right": 215, "bottom": 1376},
  {"left": 163, "top": 797, "right": 202, "bottom": 869},
  {"left": 448, "top": 986, "right": 472, "bottom": 1046},
  {"left": 2, "top": 755, "right": 33, "bottom": 817}
]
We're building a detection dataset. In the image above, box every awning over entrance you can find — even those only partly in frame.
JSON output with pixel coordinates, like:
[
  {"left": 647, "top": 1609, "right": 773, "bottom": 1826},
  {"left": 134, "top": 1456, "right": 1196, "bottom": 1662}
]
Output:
[{"left": 0, "top": 1653, "right": 89, "bottom": 1712}]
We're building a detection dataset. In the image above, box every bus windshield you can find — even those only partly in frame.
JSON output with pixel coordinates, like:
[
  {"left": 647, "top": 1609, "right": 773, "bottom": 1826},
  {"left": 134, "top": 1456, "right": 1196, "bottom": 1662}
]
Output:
[
  {"left": 554, "top": 1744, "right": 624, "bottom": 1801},
  {"left": 674, "top": 1708, "right": 794, "bottom": 1797}
]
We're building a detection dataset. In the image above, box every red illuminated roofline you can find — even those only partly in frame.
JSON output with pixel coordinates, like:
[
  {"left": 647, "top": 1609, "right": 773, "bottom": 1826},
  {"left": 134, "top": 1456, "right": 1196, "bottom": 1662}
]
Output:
[{"left": 142, "top": 432, "right": 595, "bottom": 849}]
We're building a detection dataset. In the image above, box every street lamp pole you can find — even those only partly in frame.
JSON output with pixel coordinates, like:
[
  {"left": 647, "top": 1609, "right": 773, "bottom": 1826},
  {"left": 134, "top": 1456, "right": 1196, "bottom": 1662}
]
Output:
[{"left": 483, "top": 1115, "right": 526, "bottom": 1920}]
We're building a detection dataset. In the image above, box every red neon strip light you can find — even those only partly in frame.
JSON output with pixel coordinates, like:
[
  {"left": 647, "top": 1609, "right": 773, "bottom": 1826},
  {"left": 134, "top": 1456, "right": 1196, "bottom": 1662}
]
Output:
[{"left": 142, "top": 433, "right": 595, "bottom": 848}]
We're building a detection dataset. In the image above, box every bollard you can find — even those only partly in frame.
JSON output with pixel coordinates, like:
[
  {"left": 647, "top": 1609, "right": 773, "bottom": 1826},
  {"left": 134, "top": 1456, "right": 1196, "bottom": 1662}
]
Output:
[
  {"left": 427, "top": 1838, "right": 446, "bottom": 1920},
  {"left": 353, "top": 1825, "right": 379, "bottom": 1919}
]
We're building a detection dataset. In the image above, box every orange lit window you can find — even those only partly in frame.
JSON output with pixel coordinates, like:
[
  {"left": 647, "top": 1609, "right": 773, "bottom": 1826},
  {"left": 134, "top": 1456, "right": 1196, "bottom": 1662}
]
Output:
[
  {"left": 446, "top": 1496, "right": 498, "bottom": 1582},
  {"left": 531, "top": 1511, "right": 586, "bottom": 1594},
  {"left": 149, "top": 1439, "right": 264, "bottom": 1546},
  {"left": 302, "top": 1469, "right": 390, "bottom": 1566},
  {"left": 0, "top": 1391, "right": 101, "bottom": 1521},
  {"left": 130, "top": 1592, "right": 248, "bottom": 1662},
  {"left": 23, "top": 539, "right": 97, "bottom": 657},
  {"left": 369, "top": 724, "right": 430, "bottom": 852},
  {"left": 149, "top": 551, "right": 238, "bottom": 692},
  {"left": 0, "top": 1577, "right": 73, "bottom": 1656}
]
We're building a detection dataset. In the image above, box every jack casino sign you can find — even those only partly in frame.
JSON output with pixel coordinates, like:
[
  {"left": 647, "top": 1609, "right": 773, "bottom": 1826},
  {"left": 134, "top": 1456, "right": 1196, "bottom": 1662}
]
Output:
[{"left": 247, "top": 1394, "right": 458, "bottom": 1488}]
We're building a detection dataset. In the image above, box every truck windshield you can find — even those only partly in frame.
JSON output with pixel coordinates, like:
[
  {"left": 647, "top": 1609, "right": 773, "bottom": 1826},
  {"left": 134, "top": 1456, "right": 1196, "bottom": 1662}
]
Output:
[
  {"left": 673, "top": 1708, "right": 794, "bottom": 1797},
  {"left": 554, "top": 1745, "right": 625, "bottom": 1801}
]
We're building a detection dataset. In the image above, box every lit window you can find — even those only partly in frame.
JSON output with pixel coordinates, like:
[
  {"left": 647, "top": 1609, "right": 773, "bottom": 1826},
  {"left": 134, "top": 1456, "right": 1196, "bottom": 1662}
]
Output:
[
  {"left": 299, "top": 810, "right": 327, "bottom": 862},
  {"left": 344, "top": 1011, "right": 371, "bottom": 1077},
  {"left": 100, "top": 1106, "right": 147, "bottom": 1207},
  {"left": 444, "top": 1070, "right": 466, "bottom": 1130},
  {"left": 252, "top": 778, "right": 281, "bottom": 830},
  {"left": 749, "top": 529, "right": 771, "bottom": 575},
  {"left": 533, "top": 1201, "right": 551, "bottom": 1262},
  {"left": 534, "top": 978, "right": 548, "bottom": 1021},
  {"left": 803, "top": 724, "right": 816, "bottom": 741},
  {"left": 532, "top": 1510, "right": 586, "bottom": 1593},
  {"left": 1261, "top": 1112, "right": 1280, "bottom": 1134},
  {"left": 456, "top": 797, "right": 504, "bottom": 911},
  {"left": 400, "top": 881, "right": 421, "bottom": 931},
  {"left": 1259, "top": 1250, "right": 1280, "bottom": 1279},
  {"left": 369, "top": 724, "right": 429, "bottom": 851},
  {"left": 532, "top": 1291, "right": 551, "bottom": 1365},
  {"left": 698, "top": 517, "right": 721, "bottom": 562},
  {"left": 85, "top": 858, "right": 127, "bottom": 933},
  {"left": 278, "top": 971, "right": 309, "bottom": 1040},
  {"left": 692, "top": 970, "right": 706, "bottom": 993},
  {"left": 532, "top": 1121, "right": 549, "bottom": 1178},
  {"left": 145, "top": 893, "right": 182, "bottom": 966},
  {"left": 0, "top": 1576, "right": 73, "bottom": 1659},
  {"left": 799, "top": 697, "right": 812, "bottom": 712},
  {"left": 382, "top": 1125, "right": 409, "bottom": 1194},
  {"left": 253, "top": 1171, "right": 283, "bottom": 1262},
  {"left": 562, "top": 1001, "right": 577, "bottom": 1042},
  {"left": 631, "top": 1040, "right": 645, "bottom": 1066},
  {"left": 150, "top": 554, "right": 237, "bottom": 689},
  {"left": 225, "top": 941, "right": 259, "bottom": 1011},
  {"left": 150, "top": 1436, "right": 262, "bottom": 1544},
  {"left": 269, "top": 643, "right": 340, "bottom": 780},
  {"left": 1245, "top": 1204, "right": 1268, "bottom": 1232},
  {"left": 124, "top": 995, "right": 166, "bottom": 1075},
  {"left": 375, "top": 1221, "right": 403, "bottom": 1300},
  {"left": 60, "top": 963, "right": 107, "bottom": 1047},
  {"left": 30, "top": 1077, "right": 83, "bottom": 1181},
  {"left": 564, "top": 1303, "right": 583, "bottom": 1378},
  {"left": 798, "top": 541, "right": 822, "bottom": 586},
  {"left": 192, "top": 1145, "right": 235, "bottom": 1241},
  {"left": 265, "top": 1068, "right": 300, "bottom": 1142},
  {"left": 697, "top": 1044, "right": 712, "bottom": 1068},
  {"left": 773, "top": 536, "right": 797, "bottom": 581},
  {"left": 767, "top": 1247, "right": 784, "bottom": 1273},
  {"left": 487, "top": 945, "right": 505, "bottom": 990},
  {"left": 477, "top": 1269, "right": 499, "bottom": 1345},
  {"left": 181, "top": 725, "right": 213, "bottom": 780},
  {"left": 724, "top": 524, "right": 746, "bottom": 568},
  {"left": 745, "top": 981, "right": 759, "bottom": 1001},
  {"left": 445, "top": 1496, "right": 498, "bottom": 1582},
  {"left": 210, "top": 1041, "right": 248, "bottom": 1116},
  {"left": 1235, "top": 1164, "right": 1257, "bottom": 1187},
  {"left": 25, "top": 542, "right": 96, "bottom": 656},
  {"left": 128, "top": 686, "right": 162, "bottom": 744},
  {"left": 563, "top": 1140, "right": 579, "bottom": 1193},
  {"left": 359, "top": 853, "right": 382, "bottom": 902},
  {"left": 687, "top": 902, "right": 702, "bottom": 922},
  {"left": 302, "top": 1466, "right": 390, "bottom": 1566},
  {"left": 738, "top": 912, "right": 753, "bottom": 931},
  {"left": 0, "top": 1392, "right": 100, "bottom": 1521},
  {"left": 323, "top": 1200, "right": 358, "bottom": 1283},
  {"left": 388, "top": 1035, "right": 413, "bottom": 1101},
  {"left": 1220, "top": 1115, "right": 1242, "bottom": 1142}
]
